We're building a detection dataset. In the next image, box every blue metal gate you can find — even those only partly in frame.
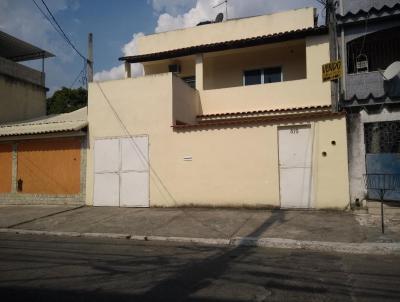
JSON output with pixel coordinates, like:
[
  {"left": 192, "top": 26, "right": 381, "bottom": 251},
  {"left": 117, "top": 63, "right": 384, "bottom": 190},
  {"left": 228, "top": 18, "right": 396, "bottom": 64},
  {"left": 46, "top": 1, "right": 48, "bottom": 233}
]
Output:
[{"left": 364, "top": 121, "right": 400, "bottom": 201}]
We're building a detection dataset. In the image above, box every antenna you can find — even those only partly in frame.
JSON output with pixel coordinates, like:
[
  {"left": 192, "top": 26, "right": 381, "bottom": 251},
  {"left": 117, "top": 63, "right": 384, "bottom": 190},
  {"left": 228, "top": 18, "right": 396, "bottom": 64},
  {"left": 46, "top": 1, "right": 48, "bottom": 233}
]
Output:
[
  {"left": 382, "top": 61, "right": 400, "bottom": 81},
  {"left": 213, "top": 0, "right": 228, "bottom": 20}
]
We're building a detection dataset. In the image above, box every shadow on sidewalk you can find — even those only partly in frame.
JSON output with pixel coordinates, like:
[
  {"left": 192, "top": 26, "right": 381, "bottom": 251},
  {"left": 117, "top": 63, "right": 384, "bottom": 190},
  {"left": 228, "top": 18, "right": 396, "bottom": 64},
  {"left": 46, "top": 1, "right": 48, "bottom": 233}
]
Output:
[{"left": 1, "top": 210, "right": 399, "bottom": 301}]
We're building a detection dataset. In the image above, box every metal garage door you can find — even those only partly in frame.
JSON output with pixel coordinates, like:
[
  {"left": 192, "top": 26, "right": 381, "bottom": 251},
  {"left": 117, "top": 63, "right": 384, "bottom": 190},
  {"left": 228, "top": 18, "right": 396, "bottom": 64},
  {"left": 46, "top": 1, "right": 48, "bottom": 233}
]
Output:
[
  {"left": 364, "top": 121, "right": 400, "bottom": 201},
  {"left": 0, "top": 143, "right": 13, "bottom": 193},
  {"left": 278, "top": 125, "right": 313, "bottom": 208},
  {"left": 93, "top": 136, "right": 149, "bottom": 207}
]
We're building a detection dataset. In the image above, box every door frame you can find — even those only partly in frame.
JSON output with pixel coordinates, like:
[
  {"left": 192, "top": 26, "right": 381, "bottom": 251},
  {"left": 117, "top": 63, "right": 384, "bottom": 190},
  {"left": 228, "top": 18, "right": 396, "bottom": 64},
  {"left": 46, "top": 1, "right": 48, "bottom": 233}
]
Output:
[
  {"left": 93, "top": 134, "right": 150, "bottom": 207},
  {"left": 277, "top": 124, "right": 315, "bottom": 209}
]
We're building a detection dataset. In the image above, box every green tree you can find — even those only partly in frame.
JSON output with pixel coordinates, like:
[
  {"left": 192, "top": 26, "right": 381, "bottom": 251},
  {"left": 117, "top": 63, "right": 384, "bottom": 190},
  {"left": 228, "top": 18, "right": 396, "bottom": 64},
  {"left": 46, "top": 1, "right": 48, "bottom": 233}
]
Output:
[{"left": 46, "top": 87, "right": 87, "bottom": 115}]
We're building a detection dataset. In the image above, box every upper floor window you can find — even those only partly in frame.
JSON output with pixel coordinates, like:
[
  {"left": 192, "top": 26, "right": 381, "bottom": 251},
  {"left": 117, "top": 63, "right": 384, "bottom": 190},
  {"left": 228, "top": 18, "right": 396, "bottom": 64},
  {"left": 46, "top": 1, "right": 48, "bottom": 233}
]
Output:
[{"left": 244, "top": 67, "right": 282, "bottom": 86}]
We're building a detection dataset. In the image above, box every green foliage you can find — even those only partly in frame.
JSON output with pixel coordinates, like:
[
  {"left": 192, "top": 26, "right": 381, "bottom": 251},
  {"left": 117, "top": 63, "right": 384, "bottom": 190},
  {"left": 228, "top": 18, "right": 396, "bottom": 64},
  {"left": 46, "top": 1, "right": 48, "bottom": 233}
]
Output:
[{"left": 46, "top": 87, "right": 87, "bottom": 115}]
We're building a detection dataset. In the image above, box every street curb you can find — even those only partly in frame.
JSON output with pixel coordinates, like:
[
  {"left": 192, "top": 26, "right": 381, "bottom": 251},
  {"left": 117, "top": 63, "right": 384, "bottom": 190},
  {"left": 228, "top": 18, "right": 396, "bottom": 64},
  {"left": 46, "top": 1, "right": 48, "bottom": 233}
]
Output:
[
  {"left": 81, "top": 232, "right": 131, "bottom": 239},
  {"left": 230, "top": 237, "right": 400, "bottom": 255},
  {"left": 1, "top": 228, "right": 399, "bottom": 255},
  {"left": 0, "top": 228, "right": 81, "bottom": 237}
]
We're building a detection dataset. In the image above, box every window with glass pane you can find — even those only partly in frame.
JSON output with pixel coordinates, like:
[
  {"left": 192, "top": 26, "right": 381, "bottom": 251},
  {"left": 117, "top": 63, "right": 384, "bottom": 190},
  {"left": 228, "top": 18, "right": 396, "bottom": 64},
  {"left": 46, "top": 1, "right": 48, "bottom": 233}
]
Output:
[
  {"left": 244, "top": 69, "right": 262, "bottom": 86},
  {"left": 264, "top": 67, "right": 282, "bottom": 83}
]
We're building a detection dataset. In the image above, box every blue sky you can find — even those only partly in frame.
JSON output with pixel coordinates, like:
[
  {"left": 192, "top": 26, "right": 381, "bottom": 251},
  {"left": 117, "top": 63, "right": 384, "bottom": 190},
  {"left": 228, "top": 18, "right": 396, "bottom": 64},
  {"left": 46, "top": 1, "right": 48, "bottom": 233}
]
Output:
[{"left": 0, "top": 0, "right": 323, "bottom": 95}]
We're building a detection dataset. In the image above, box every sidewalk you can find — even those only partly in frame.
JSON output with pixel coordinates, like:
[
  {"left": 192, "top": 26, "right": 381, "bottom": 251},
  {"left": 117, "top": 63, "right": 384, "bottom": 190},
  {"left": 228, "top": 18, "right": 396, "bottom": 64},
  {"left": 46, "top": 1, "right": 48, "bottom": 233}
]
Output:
[{"left": 0, "top": 205, "right": 399, "bottom": 254}]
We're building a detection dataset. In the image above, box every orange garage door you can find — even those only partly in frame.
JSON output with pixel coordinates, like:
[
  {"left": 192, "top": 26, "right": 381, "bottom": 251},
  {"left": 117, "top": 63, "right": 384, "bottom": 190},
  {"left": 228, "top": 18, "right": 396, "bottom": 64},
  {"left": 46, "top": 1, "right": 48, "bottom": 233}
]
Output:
[
  {"left": 0, "top": 143, "right": 13, "bottom": 193},
  {"left": 17, "top": 138, "right": 81, "bottom": 194}
]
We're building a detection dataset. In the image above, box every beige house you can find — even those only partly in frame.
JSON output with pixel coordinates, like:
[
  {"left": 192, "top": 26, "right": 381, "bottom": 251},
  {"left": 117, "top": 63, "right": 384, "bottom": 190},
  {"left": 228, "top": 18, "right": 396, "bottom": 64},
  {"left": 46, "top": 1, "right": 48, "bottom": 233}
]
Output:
[{"left": 87, "top": 7, "right": 350, "bottom": 209}]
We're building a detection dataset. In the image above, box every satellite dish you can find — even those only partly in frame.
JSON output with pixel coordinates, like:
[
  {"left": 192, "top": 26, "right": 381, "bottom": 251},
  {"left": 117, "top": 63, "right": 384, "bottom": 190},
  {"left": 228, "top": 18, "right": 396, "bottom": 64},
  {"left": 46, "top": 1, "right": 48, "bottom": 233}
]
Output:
[
  {"left": 215, "top": 13, "right": 224, "bottom": 23},
  {"left": 383, "top": 61, "right": 400, "bottom": 81}
]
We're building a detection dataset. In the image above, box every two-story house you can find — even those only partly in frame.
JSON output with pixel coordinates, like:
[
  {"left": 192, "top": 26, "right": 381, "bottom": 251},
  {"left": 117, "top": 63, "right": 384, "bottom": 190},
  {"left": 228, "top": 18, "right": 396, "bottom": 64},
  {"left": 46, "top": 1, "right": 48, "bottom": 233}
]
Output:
[
  {"left": 0, "top": 31, "right": 87, "bottom": 205},
  {"left": 338, "top": 0, "right": 400, "bottom": 204},
  {"left": 87, "top": 7, "right": 350, "bottom": 209}
]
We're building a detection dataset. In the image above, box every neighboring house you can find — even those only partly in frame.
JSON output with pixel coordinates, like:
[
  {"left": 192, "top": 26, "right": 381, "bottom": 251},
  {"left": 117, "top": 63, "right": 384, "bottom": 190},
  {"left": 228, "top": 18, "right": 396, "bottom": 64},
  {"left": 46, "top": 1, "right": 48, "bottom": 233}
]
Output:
[
  {"left": 87, "top": 7, "right": 350, "bottom": 209},
  {"left": 338, "top": 0, "right": 400, "bottom": 204},
  {"left": 0, "top": 30, "right": 53, "bottom": 123},
  {"left": 0, "top": 31, "right": 87, "bottom": 205}
]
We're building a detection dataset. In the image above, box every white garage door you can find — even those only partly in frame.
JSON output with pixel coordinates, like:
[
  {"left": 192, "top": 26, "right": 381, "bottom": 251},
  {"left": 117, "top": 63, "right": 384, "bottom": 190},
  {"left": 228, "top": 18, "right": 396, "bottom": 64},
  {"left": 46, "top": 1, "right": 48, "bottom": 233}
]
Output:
[
  {"left": 93, "top": 136, "right": 149, "bottom": 207},
  {"left": 278, "top": 125, "right": 313, "bottom": 209}
]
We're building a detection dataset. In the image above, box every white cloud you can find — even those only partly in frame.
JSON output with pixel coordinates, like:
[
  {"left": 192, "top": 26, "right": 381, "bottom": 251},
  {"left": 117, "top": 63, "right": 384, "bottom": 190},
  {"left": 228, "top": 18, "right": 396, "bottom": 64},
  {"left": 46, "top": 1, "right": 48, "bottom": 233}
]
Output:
[
  {"left": 150, "top": 0, "right": 197, "bottom": 15},
  {"left": 155, "top": 0, "right": 323, "bottom": 33},
  {"left": 94, "top": 33, "right": 144, "bottom": 82},
  {"left": 0, "top": 0, "right": 79, "bottom": 64},
  {"left": 94, "top": 64, "right": 125, "bottom": 82}
]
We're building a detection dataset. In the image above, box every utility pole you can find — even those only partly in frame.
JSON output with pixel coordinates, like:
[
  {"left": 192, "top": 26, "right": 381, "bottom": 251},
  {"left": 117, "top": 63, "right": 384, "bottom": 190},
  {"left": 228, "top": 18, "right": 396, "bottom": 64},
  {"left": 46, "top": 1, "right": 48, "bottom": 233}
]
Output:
[
  {"left": 326, "top": 0, "right": 339, "bottom": 112},
  {"left": 87, "top": 33, "right": 94, "bottom": 84}
]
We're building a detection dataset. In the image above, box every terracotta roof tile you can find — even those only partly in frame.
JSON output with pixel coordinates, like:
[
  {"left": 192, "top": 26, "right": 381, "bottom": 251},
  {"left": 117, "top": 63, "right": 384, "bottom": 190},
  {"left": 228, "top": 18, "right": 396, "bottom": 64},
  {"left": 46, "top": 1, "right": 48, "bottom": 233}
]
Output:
[
  {"left": 173, "top": 110, "right": 345, "bottom": 130},
  {"left": 197, "top": 105, "right": 332, "bottom": 119}
]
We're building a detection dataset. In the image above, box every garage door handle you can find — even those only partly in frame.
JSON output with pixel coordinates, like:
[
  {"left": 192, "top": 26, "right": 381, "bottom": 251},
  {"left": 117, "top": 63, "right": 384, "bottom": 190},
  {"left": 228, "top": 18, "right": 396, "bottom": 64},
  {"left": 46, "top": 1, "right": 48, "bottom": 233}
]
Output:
[{"left": 17, "top": 179, "right": 23, "bottom": 192}]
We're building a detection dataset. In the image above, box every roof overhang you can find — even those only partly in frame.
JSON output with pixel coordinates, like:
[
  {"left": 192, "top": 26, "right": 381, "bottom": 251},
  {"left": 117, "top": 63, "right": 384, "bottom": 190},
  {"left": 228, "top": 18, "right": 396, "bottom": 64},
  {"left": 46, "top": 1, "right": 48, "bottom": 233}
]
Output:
[
  {"left": 120, "top": 26, "right": 328, "bottom": 64},
  {"left": 0, "top": 30, "right": 54, "bottom": 62},
  {"left": 341, "top": 94, "right": 400, "bottom": 112},
  {"left": 173, "top": 105, "right": 344, "bottom": 130}
]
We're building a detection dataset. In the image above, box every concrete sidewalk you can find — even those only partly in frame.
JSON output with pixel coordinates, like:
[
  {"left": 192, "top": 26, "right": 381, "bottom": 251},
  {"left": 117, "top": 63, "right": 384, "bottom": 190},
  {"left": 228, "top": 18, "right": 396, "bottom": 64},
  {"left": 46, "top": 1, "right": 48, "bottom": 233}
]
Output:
[{"left": 0, "top": 205, "right": 399, "bottom": 254}]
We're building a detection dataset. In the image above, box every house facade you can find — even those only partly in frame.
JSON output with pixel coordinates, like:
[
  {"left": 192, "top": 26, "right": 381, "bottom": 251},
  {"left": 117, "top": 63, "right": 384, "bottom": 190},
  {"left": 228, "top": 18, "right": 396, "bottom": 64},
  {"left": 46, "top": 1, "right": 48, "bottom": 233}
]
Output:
[
  {"left": 338, "top": 0, "right": 400, "bottom": 204},
  {"left": 0, "top": 30, "right": 53, "bottom": 123},
  {"left": 87, "top": 8, "right": 350, "bottom": 209},
  {"left": 0, "top": 31, "right": 87, "bottom": 205}
]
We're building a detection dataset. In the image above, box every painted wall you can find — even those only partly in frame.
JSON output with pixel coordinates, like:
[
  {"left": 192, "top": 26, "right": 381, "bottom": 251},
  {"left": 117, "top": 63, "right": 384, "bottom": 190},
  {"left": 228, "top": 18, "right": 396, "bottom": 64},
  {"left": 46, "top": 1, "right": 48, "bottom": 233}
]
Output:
[
  {"left": 172, "top": 75, "right": 202, "bottom": 124},
  {"left": 0, "top": 75, "right": 46, "bottom": 123},
  {"left": 87, "top": 74, "right": 349, "bottom": 209},
  {"left": 203, "top": 40, "right": 306, "bottom": 90},
  {"left": 138, "top": 8, "right": 316, "bottom": 55},
  {"left": 144, "top": 55, "right": 196, "bottom": 78},
  {"left": 0, "top": 57, "right": 46, "bottom": 123}
]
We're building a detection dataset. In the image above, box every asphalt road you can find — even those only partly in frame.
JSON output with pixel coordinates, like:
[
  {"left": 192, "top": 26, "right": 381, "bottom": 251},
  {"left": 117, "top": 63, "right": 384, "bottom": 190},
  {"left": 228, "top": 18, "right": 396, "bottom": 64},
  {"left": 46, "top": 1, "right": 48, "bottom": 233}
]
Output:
[{"left": 0, "top": 233, "right": 399, "bottom": 302}]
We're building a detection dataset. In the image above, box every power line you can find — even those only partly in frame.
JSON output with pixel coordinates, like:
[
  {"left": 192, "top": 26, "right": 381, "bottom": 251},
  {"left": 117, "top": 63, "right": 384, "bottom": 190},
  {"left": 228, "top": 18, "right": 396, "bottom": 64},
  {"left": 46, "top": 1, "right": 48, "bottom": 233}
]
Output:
[
  {"left": 31, "top": 0, "right": 65, "bottom": 39},
  {"left": 32, "top": 0, "right": 89, "bottom": 90},
  {"left": 69, "top": 64, "right": 86, "bottom": 88},
  {"left": 39, "top": 0, "right": 87, "bottom": 61},
  {"left": 31, "top": 0, "right": 87, "bottom": 61}
]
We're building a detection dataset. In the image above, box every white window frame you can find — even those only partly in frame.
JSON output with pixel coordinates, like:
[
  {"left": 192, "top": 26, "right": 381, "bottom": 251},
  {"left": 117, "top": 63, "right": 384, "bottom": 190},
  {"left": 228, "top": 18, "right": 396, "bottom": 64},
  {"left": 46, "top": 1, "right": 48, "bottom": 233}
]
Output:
[{"left": 243, "top": 66, "right": 283, "bottom": 86}]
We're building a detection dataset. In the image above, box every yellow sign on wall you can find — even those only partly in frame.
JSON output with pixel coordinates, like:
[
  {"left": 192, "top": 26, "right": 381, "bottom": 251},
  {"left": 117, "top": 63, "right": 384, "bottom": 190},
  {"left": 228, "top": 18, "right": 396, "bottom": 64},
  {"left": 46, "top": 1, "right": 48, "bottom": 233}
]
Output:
[{"left": 322, "top": 60, "right": 342, "bottom": 82}]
